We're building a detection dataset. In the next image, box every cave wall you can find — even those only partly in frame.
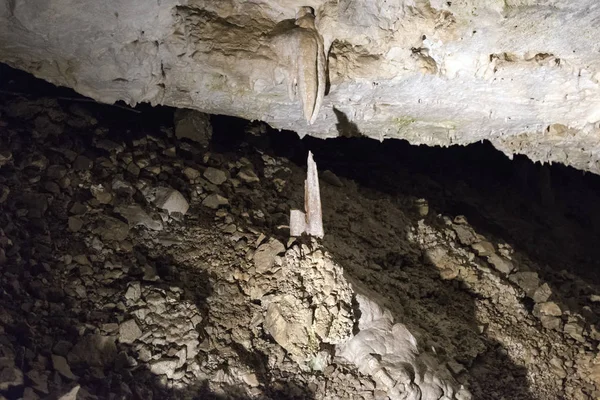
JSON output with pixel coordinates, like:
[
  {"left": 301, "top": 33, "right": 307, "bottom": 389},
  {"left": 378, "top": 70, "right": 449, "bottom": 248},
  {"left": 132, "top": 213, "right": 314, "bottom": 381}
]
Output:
[{"left": 2, "top": 1, "right": 600, "bottom": 172}]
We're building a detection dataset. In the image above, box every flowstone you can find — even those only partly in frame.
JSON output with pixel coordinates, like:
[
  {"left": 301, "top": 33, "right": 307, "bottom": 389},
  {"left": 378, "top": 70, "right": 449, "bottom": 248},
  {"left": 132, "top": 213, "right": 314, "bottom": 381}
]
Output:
[{"left": 337, "top": 294, "right": 472, "bottom": 400}]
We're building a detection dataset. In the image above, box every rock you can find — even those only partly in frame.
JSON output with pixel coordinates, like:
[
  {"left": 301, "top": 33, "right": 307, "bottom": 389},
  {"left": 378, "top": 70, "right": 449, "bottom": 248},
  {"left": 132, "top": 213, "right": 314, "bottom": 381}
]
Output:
[
  {"left": 153, "top": 187, "right": 189, "bottom": 215},
  {"left": 111, "top": 176, "right": 136, "bottom": 196},
  {"left": 0, "top": 151, "right": 12, "bottom": 167},
  {"left": 487, "top": 254, "right": 514, "bottom": 274},
  {"left": 90, "top": 184, "right": 113, "bottom": 204},
  {"left": 564, "top": 321, "right": 585, "bottom": 342},
  {"left": 23, "top": 387, "right": 40, "bottom": 400},
  {"left": 0, "top": 358, "right": 23, "bottom": 390},
  {"left": 242, "top": 372, "right": 260, "bottom": 387},
  {"left": 590, "top": 294, "right": 600, "bottom": 303},
  {"left": 533, "top": 283, "right": 552, "bottom": 303},
  {"left": 51, "top": 355, "right": 77, "bottom": 380},
  {"left": 321, "top": 170, "right": 343, "bottom": 187},
  {"left": 73, "top": 155, "right": 93, "bottom": 171},
  {"left": 124, "top": 282, "right": 142, "bottom": 303},
  {"left": 96, "top": 217, "right": 129, "bottom": 241},
  {"left": 150, "top": 358, "right": 178, "bottom": 379},
  {"left": 453, "top": 215, "right": 468, "bottom": 225},
  {"left": 69, "top": 202, "right": 88, "bottom": 215},
  {"left": 126, "top": 162, "right": 140, "bottom": 177},
  {"left": 19, "top": 193, "right": 48, "bottom": 217},
  {"left": 174, "top": 109, "right": 212, "bottom": 147},
  {"left": 549, "top": 357, "right": 567, "bottom": 379},
  {"left": 237, "top": 168, "right": 260, "bottom": 183},
  {"left": 509, "top": 271, "right": 539, "bottom": 298},
  {"left": 47, "top": 165, "right": 67, "bottom": 180},
  {"left": 470, "top": 241, "right": 495, "bottom": 257},
  {"left": 183, "top": 167, "right": 201, "bottom": 181},
  {"left": 253, "top": 238, "right": 285, "bottom": 274},
  {"left": 452, "top": 224, "right": 477, "bottom": 246},
  {"left": 26, "top": 370, "right": 49, "bottom": 394},
  {"left": 0, "top": 185, "right": 9, "bottom": 203},
  {"left": 264, "top": 303, "right": 308, "bottom": 354},
  {"left": 534, "top": 301, "right": 562, "bottom": 317},
  {"left": 8, "top": 0, "right": 600, "bottom": 174},
  {"left": 119, "top": 319, "right": 142, "bottom": 344},
  {"left": 68, "top": 216, "right": 84, "bottom": 232},
  {"left": 202, "top": 194, "right": 229, "bottom": 209},
  {"left": 424, "top": 246, "right": 459, "bottom": 280},
  {"left": 414, "top": 198, "right": 429, "bottom": 217},
  {"left": 446, "top": 360, "right": 466, "bottom": 376},
  {"left": 68, "top": 335, "right": 117, "bottom": 367},
  {"left": 58, "top": 385, "right": 80, "bottom": 400},
  {"left": 540, "top": 315, "right": 561, "bottom": 331},
  {"left": 116, "top": 205, "right": 163, "bottom": 231},
  {"left": 203, "top": 167, "right": 227, "bottom": 185},
  {"left": 95, "top": 139, "right": 125, "bottom": 153},
  {"left": 43, "top": 181, "right": 61, "bottom": 195},
  {"left": 53, "top": 340, "right": 73, "bottom": 357}
]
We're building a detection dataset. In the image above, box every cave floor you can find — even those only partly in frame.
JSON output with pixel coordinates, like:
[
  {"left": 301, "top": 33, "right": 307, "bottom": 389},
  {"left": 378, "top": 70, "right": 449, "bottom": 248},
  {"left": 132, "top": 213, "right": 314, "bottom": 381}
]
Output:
[{"left": 0, "top": 93, "right": 599, "bottom": 400}]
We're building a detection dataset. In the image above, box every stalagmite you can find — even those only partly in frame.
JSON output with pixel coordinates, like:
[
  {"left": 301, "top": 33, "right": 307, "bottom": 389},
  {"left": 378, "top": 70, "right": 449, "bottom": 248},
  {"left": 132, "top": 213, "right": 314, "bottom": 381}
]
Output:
[{"left": 290, "top": 151, "right": 324, "bottom": 238}]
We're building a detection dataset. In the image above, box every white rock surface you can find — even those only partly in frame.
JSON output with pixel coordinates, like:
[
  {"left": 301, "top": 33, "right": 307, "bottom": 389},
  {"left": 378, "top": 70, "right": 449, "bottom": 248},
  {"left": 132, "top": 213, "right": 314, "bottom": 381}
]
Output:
[
  {"left": 3, "top": 1, "right": 600, "bottom": 172},
  {"left": 337, "top": 294, "right": 471, "bottom": 400}
]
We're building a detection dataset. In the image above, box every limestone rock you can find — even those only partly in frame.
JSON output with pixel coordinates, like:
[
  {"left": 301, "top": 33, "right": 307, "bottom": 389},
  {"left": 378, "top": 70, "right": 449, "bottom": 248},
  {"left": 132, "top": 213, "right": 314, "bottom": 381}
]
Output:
[
  {"left": 58, "top": 385, "right": 80, "bottom": 400},
  {"left": 203, "top": 167, "right": 227, "bottom": 186},
  {"left": 183, "top": 167, "right": 201, "bottom": 181},
  {"left": 150, "top": 358, "right": 178, "bottom": 379},
  {"left": 26, "top": 370, "right": 48, "bottom": 394},
  {"left": 253, "top": 238, "right": 285, "bottom": 274},
  {"left": 0, "top": 358, "right": 23, "bottom": 390},
  {"left": 202, "top": 194, "right": 229, "bottom": 209},
  {"left": 452, "top": 224, "right": 477, "bottom": 246},
  {"left": 564, "top": 321, "right": 585, "bottom": 342},
  {"left": 533, "top": 283, "right": 553, "bottom": 303},
  {"left": 509, "top": 271, "right": 540, "bottom": 298},
  {"left": 5, "top": 2, "right": 600, "bottom": 173},
  {"left": 471, "top": 241, "right": 495, "bottom": 257},
  {"left": 73, "top": 155, "right": 93, "bottom": 171},
  {"left": 487, "top": 254, "right": 514, "bottom": 275},
  {"left": 534, "top": 301, "right": 562, "bottom": 317},
  {"left": 96, "top": 217, "right": 129, "bottom": 241},
  {"left": 68, "top": 216, "right": 84, "bottom": 232},
  {"left": 116, "top": 205, "right": 163, "bottom": 231},
  {"left": 414, "top": 198, "right": 429, "bottom": 217},
  {"left": 237, "top": 168, "right": 260, "bottom": 183},
  {"left": 90, "top": 184, "right": 113, "bottom": 204},
  {"left": 153, "top": 188, "right": 189, "bottom": 215},
  {"left": 119, "top": 319, "right": 143, "bottom": 344},
  {"left": 68, "top": 335, "right": 117, "bottom": 367},
  {"left": 174, "top": 109, "right": 212, "bottom": 147},
  {"left": 51, "top": 355, "right": 77, "bottom": 380}
]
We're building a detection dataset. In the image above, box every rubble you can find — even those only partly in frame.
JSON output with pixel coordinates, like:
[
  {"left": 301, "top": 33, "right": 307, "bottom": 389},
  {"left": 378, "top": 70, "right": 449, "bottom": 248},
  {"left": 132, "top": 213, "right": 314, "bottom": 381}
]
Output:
[{"left": 0, "top": 95, "right": 598, "bottom": 400}]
